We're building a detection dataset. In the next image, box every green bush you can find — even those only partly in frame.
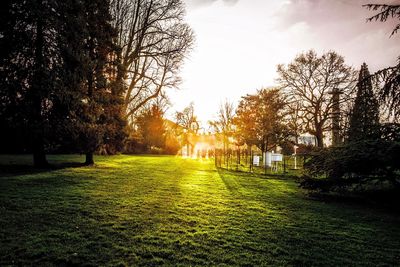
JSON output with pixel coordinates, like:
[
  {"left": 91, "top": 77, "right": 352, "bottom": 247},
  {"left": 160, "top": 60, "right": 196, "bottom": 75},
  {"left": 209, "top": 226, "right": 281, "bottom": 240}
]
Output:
[{"left": 301, "top": 140, "right": 400, "bottom": 191}]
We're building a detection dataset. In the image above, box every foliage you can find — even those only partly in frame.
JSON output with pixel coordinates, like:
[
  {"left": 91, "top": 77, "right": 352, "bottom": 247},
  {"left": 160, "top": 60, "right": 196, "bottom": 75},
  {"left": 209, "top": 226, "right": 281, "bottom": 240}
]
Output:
[
  {"left": 0, "top": 0, "right": 62, "bottom": 166},
  {"left": 301, "top": 140, "right": 400, "bottom": 191},
  {"left": 277, "top": 50, "right": 355, "bottom": 147},
  {"left": 136, "top": 104, "right": 167, "bottom": 151},
  {"left": 234, "top": 88, "right": 289, "bottom": 152},
  {"left": 364, "top": 4, "right": 400, "bottom": 120},
  {"left": 0, "top": 0, "right": 128, "bottom": 165},
  {"left": 347, "top": 63, "right": 380, "bottom": 142}
]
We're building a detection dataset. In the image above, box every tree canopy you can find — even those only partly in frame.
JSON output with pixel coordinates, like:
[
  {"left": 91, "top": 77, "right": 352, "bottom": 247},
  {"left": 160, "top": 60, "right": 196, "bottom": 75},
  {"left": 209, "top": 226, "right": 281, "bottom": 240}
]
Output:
[{"left": 277, "top": 50, "right": 355, "bottom": 147}]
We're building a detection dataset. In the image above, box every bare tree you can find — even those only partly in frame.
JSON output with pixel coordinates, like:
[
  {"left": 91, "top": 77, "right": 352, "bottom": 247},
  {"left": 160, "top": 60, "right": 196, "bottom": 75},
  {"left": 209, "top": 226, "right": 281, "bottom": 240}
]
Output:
[
  {"left": 283, "top": 100, "right": 303, "bottom": 145},
  {"left": 209, "top": 100, "right": 235, "bottom": 150},
  {"left": 110, "top": 0, "right": 194, "bottom": 122},
  {"left": 175, "top": 102, "right": 200, "bottom": 156},
  {"left": 175, "top": 102, "right": 199, "bottom": 133},
  {"left": 277, "top": 50, "right": 356, "bottom": 147}
]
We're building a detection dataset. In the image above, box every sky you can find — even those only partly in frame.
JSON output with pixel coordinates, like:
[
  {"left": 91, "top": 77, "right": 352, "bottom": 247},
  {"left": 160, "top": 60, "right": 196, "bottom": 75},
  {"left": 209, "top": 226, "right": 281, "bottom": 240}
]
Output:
[{"left": 167, "top": 0, "right": 400, "bottom": 127}]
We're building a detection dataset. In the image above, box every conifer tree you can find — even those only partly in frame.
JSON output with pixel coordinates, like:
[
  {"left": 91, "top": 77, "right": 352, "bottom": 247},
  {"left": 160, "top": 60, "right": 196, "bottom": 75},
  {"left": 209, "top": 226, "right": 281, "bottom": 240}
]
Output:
[
  {"left": 347, "top": 63, "right": 380, "bottom": 142},
  {"left": 0, "top": 0, "right": 61, "bottom": 167},
  {"left": 77, "top": 0, "right": 119, "bottom": 165}
]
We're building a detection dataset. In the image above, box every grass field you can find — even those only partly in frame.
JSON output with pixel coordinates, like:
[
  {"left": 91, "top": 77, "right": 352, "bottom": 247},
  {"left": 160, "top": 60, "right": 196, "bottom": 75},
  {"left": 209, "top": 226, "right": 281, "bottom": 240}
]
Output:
[{"left": 0, "top": 155, "right": 399, "bottom": 266}]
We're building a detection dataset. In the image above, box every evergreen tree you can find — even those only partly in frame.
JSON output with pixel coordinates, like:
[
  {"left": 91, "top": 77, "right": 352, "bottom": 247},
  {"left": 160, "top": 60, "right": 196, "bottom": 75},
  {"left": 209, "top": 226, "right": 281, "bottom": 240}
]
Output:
[
  {"left": 0, "top": 0, "right": 126, "bottom": 165},
  {"left": 347, "top": 63, "right": 380, "bottom": 142},
  {"left": 364, "top": 4, "right": 400, "bottom": 120},
  {"left": 76, "top": 0, "right": 119, "bottom": 165},
  {"left": 0, "top": 0, "right": 61, "bottom": 167}
]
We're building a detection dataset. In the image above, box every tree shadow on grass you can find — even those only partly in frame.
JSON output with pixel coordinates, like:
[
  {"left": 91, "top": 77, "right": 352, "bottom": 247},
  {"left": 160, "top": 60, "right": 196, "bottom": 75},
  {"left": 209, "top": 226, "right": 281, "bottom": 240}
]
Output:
[
  {"left": 307, "top": 188, "right": 400, "bottom": 214},
  {"left": 216, "top": 167, "right": 295, "bottom": 181},
  {"left": 0, "top": 162, "right": 87, "bottom": 178}
]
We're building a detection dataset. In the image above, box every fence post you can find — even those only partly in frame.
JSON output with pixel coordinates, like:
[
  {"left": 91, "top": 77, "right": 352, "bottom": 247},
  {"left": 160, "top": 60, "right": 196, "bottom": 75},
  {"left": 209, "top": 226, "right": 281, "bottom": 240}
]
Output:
[
  {"left": 283, "top": 155, "right": 286, "bottom": 174},
  {"left": 250, "top": 149, "right": 253, "bottom": 173}
]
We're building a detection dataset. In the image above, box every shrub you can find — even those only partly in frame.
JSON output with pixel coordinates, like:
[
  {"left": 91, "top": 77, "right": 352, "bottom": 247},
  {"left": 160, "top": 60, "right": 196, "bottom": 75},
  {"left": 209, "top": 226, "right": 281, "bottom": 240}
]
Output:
[{"left": 301, "top": 140, "right": 400, "bottom": 191}]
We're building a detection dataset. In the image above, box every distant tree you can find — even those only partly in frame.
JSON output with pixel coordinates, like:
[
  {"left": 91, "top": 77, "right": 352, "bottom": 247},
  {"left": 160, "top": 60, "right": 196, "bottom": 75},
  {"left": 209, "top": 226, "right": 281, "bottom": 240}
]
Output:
[
  {"left": 347, "top": 63, "right": 381, "bottom": 142},
  {"left": 284, "top": 101, "right": 304, "bottom": 145},
  {"left": 175, "top": 103, "right": 200, "bottom": 134},
  {"left": 364, "top": 4, "right": 400, "bottom": 120},
  {"left": 209, "top": 100, "right": 235, "bottom": 151},
  {"left": 136, "top": 104, "right": 166, "bottom": 151},
  {"left": 234, "top": 88, "right": 288, "bottom": 153},
  {"left": 277, "top": 50, "right": 355, "bottom": 147},
  {"left": 175, "top": 103, "right": 200, "bottom": 155}
]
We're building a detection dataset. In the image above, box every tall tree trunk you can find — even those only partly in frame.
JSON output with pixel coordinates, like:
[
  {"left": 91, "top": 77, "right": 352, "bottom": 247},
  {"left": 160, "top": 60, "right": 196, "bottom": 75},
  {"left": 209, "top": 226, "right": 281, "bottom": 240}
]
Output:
[
  {"left": 33, "top": 134, "right": 48, "bottom": 167},
  {"left": 315, "top": 130, "right": 324, "bottom": 148},
  {"left": 32, "top": 5, "right": 48, "bottom": 168},
  {"left": 85, "top": 152, "right": 94, "bottom": 165}
]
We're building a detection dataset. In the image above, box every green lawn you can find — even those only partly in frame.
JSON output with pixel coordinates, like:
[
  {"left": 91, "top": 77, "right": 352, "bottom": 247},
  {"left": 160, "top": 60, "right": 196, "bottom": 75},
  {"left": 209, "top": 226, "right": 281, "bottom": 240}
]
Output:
[{"left": 0, "top": 155, "right": 399, "bottom": 266}]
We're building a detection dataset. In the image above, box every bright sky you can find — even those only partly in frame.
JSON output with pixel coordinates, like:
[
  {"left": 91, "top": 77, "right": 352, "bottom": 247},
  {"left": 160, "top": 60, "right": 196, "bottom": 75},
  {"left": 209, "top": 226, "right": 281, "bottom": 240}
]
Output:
[{"left": 167, "top": 0, "right": 399, "bottom": 127}]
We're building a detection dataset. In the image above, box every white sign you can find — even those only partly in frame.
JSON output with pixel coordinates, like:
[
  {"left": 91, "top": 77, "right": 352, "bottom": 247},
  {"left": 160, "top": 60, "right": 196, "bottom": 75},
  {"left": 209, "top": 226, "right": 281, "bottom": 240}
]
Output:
[
  {"left": 253, "top": 155, "right": 260, "bottom": 166},
  {"left": 271, "top": 153, "right": 283, "bottom": 162}
]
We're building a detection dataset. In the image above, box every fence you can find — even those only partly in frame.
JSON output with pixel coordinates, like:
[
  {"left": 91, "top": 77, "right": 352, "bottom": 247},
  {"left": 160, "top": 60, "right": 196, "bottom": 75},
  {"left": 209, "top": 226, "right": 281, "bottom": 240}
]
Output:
[{"left": 214, "top": 148, "right": 305, "bottom": 176}]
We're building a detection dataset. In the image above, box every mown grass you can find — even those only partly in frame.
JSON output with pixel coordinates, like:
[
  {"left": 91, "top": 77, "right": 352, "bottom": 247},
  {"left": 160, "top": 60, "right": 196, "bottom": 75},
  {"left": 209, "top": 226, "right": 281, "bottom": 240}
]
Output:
[{"left": 0, "top": 155, "right": 399, "bottom": 266}]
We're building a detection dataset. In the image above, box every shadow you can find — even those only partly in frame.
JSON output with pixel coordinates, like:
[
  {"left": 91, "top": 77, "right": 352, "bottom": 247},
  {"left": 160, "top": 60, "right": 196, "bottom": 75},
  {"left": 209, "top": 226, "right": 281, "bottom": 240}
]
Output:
[
  {"left": 0, "top": 162, "right": 87, "bottom": 178},
  {"left": 216, "top": 167, "right": 296, "bottom": 181},
  {"left": 307, "top": 189, "right": 400, "bottom": 215}
]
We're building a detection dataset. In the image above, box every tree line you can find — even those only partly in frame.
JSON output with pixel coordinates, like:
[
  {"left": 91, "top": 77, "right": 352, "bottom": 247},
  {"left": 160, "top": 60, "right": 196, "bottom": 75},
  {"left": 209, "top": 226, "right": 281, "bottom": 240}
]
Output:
[
  {"left": 210, "top": 50, "right": 356, "bottom": 154},
  {"left": 0, "top": 0, "right": 193, "bottom": 167},
  {"left": 209, "top": 4, "right": 400, "bottom": 192}
]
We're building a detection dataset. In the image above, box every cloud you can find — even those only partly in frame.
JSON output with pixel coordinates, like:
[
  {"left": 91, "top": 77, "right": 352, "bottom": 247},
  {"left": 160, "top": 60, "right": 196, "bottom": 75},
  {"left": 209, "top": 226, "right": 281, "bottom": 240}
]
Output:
[{"left": 271, "top": 0, "right": 399, "bottom": 71}]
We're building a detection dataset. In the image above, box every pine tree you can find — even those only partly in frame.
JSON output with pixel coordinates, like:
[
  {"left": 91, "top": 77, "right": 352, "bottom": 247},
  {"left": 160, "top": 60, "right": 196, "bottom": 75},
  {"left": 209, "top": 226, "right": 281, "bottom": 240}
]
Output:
[
  {"left": 0, "top": 0, "right": 61, "bottom": 167},
  {"left": 78, "top": 0, "right": 119, "bottom": 164},
  {"left": 55, "top": 0, "right": 123, "bottom": 164},
  {"left": 347, "top": 63, "right": 380, "bottom": 142}
]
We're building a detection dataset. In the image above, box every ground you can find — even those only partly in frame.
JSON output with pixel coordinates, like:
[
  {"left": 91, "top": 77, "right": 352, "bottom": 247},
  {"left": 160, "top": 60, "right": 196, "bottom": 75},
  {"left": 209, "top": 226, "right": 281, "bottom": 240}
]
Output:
[{"left": 0, "top": 155, "right": 399, "bottom": 266}]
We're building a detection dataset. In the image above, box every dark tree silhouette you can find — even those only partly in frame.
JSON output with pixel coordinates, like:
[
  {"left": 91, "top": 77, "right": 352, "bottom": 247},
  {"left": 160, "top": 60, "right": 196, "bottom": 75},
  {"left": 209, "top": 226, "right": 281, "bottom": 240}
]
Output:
[
  {"left": 364, "top": 4, "right": 400, "bottom": 121},
  {"left": 347, "top": 63, "right": 380, "bottom": 142},
  {"left": 0, "top": 0, "right": 62, "bottom": 167}
]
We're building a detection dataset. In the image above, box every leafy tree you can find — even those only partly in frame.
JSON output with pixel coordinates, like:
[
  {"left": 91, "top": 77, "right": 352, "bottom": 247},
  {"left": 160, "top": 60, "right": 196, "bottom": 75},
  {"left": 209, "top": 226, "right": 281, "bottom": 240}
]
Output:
[
  {"left": 234, "top": 88, "right": 288, "bottom": 153},
  {"left": 136, "top": 104, "right": 166, "bottom": 151},
  {"left": 277, "top": 50, "right": 355, "bottom": 147},
  {"left": 54, "top": 0, "right": 121, "bottom": 164},
  {"left": 347, "top": 63, "right": 380, "bottom": 142},
  {"left": 301, "top": 140, "right": 400, "bottom": 191},
  {"left": 78, "top": 0, "right": 119, "bottom": 164}
]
